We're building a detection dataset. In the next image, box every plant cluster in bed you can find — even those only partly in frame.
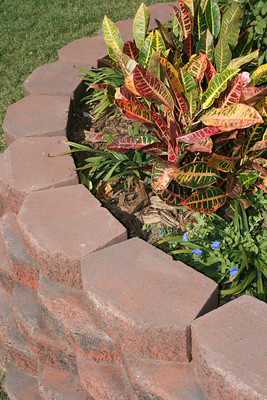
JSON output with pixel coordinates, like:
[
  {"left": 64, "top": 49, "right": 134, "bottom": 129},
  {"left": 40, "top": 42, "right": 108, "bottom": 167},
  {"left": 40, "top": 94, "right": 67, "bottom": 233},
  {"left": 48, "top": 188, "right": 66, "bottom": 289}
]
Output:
[{"left": 69, "top": 0, "right": 267, "bottom": 301}]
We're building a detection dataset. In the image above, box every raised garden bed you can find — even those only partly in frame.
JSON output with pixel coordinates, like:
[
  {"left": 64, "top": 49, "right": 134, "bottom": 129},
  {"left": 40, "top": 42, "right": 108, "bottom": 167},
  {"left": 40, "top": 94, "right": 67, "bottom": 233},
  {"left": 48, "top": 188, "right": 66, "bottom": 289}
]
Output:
[{"left": 0, "top": 2, "right": 267, "bottom": 400}]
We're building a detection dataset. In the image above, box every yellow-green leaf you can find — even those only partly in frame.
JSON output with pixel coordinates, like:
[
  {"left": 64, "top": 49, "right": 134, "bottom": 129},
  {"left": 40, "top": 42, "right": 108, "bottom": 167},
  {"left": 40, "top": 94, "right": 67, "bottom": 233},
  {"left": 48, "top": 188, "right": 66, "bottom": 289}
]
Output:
[
  {"left": 219, "top": 3, "right": 242, "bottom": 48},
  {"left": 227, "top": 50, "right": 259, "bottom": 69},
  {"left": 205, "top": 0, "right": 221, "bottom": 39},
  {"left": 249, "top": 64, "right": 267, "bottom": 86},
  {"left": 174, "top": 161, "right": 219, "bottom": 188},
  {"left": 202, "top": 69, "right": 239, "bottom": 109},
  {"left": 152, "top": 30, "right": 166, "bottom": 52},
  {"left": 139, "top": 31, "right": 154, "bottom": 68},
  {"left": 215, "top": 39, "right": 232, "bottom": 72},
  {"left": 133, "top": 3, "right": 150, "bottom": 49},
  {"left": 102, "top": 16, "right": 123, "bottom": 53}
]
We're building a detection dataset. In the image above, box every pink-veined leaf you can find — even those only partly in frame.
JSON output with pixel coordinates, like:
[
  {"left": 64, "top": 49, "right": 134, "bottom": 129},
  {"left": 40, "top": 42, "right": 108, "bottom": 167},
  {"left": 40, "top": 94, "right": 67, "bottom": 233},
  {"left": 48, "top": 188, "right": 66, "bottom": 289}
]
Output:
[
  {"left": 173, "top": 161, "right": 219, "bottom": 188},
  {"left": 149, "top": 110, "right": 172, "bottom": 143},
  {"left": 249, "top": 140, "right": 267, "bottom": 152},
  {"left": 182, "top": 187, "right": 227, "bottom": 213},
  {"left": 204, "top": 57, "right": 217, "bottom": 83},
  {"left": 151, "top": 161, "right": 177, "bottom": 191},
  {"left": 170, "top": 1, "right": 194, "bottom": 39},
  {"left": 207, "top": 153, "right": 239, "bottom": 172},
  {"left": 85, "top": 132, "right": 106, "bottom": 143},
  {"left": 156, "top": 180, "right": 188, "bottom": 206},
  {"left": 189, "top": 137, "right": 213, "bottom": 152},
  {"left": 201, "top": 103, "right": 264, "bottom": 131},
  {"left": 214, "top": 130, "right": 238, "bottom": 143},
  {"left": 107, "top": 133, "right": 159, "bottom": 152},
  {"left": 218, "top": 76, "right": 244, "bottom": 108},
  {"left": 177, "top": 126, "right": 220, "bottom": 144},
  {"left": 183, "top": 34, "right": 193, "bottom": 56},
  {"left": 115, "top": 99, "right": 154, "bottom": 124},
  {"left": 123, "top": 41, "right": 139, "bottom": 62},
  {"left": 226, "top": 173, "right": 242, "bottom": 198},
  {"left": 240, "top": 87, "right": 267, "bottom": 106},
  {"left": 168, "top": 141, "right": 178, "bottom": 163},
  {"left": 133, "top": 65, "right": 175, "bottom": 110},
  {"left": 184, "top": 53, "right": 207, "bottom": 83}
]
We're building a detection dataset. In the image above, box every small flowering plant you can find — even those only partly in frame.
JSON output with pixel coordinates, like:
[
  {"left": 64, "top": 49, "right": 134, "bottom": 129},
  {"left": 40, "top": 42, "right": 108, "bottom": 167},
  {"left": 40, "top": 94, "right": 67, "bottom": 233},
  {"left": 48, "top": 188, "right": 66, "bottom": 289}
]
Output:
[{"left": 157, "top": 197, "right": 267, "bottom": 302}]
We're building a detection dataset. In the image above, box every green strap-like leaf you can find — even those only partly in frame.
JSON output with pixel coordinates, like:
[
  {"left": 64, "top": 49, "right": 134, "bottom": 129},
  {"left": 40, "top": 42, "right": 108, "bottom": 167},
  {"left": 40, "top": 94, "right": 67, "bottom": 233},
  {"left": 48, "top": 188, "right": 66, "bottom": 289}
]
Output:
[
  {"left": 214, "top": 39, "right": 232, "bottom": 73},
  {"left": 133, "top": 3, "right": 150, "bottom": 49},
  {"left": 102, "top": 16, "right": 124, "bottom": 53},
  {"left": 204, "top": 0, "right": 221, "bottom": 39},
  {"left": 182, "top": 187, "right": 227, "bottom": 213},
  {"left": 219, "top": 3, "right": 242, "bottom": 48},
  {"left": 201, "top": 68, "right": 239, "bottom": 109}
]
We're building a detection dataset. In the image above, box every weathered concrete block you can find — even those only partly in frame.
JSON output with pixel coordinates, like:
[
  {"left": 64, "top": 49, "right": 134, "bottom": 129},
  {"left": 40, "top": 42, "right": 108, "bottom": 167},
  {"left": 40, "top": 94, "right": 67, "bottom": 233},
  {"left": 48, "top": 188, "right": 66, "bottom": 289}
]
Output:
[
  {"left": 5, "top": 361, "right": 41, "bottom": 400},
  {"left": 0, "top": 229, "right": 14, "bottom": 293}
]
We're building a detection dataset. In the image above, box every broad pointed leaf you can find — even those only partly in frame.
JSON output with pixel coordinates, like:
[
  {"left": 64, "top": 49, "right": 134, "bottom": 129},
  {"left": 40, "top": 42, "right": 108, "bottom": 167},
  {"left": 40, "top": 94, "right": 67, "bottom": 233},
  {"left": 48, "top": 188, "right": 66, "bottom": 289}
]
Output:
[
  {"left": 196, "top": 29, "right": 214, "bottom": 61},
  {"left": 249, "top": 140, "right": 267, "bottom": 152},
  {"left": 189, "top": 137, "right": 213, "bottom": 153},
  {"left": 232, "top": 30, "right": 253, "bottom": 58},
  {"left": 157, "top": 180, "right": 188, "bottom": 206},
  {"left": 197, "top": 5, "right": 207, "bottom": 39},
  {"left": 152, "top": 30, "right": 166, "bottom": 52},
  {"left": 219, "top": 3, "right": 242, "bottom": 48},
  {"left": 226, "top": 173, "right": 242, "bottom": 198},
  {"left": 177, "top": 126, "right": 220, "bottom": 143},
  {"left": 202, "top": 69, "right": 239, "bottom": 109},
  {"left": 133, "top": 65, "right": 175, "bottom": 110},
  {"left": 184, "top": 53, "right": 207, "bottom": 83},
  {"left": 173, "top": 161, "right": 219, "bottom": 188},
  {"left": 107, "top": 133, "right": 159, "bottom": 152},
  {"left": 215, "top": 39, "right": 232, "bottom": 73},
  {"left": 123, "top": 41, "right": 139, "bottom": 62},
  {"left": 113, "top": 49, "right": 137, "bottom": 74},
  {"left": 147, "top": 50, "right": 161, "bottom": 80},
  {"left": 184, "top": 88, "right": 199, "bottom": 116},
  {"left": 238, "top": 171, "right": 259, "bottom": 190},
  {"left": 133, "top": 3, "right": 150, "bottom": 49},
  {"left": 205, "top": 57, "right": 217, "bottom": 82},
  {"left": 170, "top": 1, "right": 194, "bottom": 39},
  {"left": 240, "top": 87, "right": 267, "bottom": 106},
  {"left": 183, "top": 34, "right": 193, "bottom": 57},
  {"left": 125, "top": 73, "right": 140, "bottom": 96},
  {"left": 168, "top": 141, "right": 178, "bottom": 163},
  {"left": 149, "top": 110, "right": 171, "bottom": 142},
  {"left": 155, "top": 19, "right": 174, "bottom": 48},
  {"left": 227, "top": 50, "right": 259, "bottom": 69},
  {"left": 115, "top": 99, "right": 154, "bottom": 124},
  {"left": 218, "top": 76, "right": 243, "bottom": 108},
  {"left": 178, "top": 69, "right": 196, "bottom": 92},
  {"left": 207, "top": 153, "right": 238, "bottom": 172},
  {"left": 156, "top": 56, "right": 183, "bottom": 92},
  {"left": 182, "top": 187, "right": 227, "bottom": 213},
  {"left": 151, "top": 162, "right": 176, "bottom": 191},
  {"left": 204, "top": 0, "right": 221, "bottom": 39},
  {"left": 139, "top": 32, "right": 154, "bottom": 68},
  {"left": 242, "top": 124, "right": 265, "bottom": 156},
  {"left": 102, "top": 16, "right": 124, "bottom": 53},
  {"left": 249, "top": 64, "right": 267, "bottom": 86},
  {"left": 202, "top": 104, "right": 264, "bottom": 131},
  {"left": 182, "top": 0, "right": 196, "bottom": 17}
]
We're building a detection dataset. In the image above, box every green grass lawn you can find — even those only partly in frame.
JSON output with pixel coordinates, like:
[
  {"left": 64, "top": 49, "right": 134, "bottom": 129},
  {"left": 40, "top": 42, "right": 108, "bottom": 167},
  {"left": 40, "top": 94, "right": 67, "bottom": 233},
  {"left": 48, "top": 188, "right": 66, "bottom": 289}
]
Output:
[{"left": 0, "top": 0, "right": 170, "bottom": 152}]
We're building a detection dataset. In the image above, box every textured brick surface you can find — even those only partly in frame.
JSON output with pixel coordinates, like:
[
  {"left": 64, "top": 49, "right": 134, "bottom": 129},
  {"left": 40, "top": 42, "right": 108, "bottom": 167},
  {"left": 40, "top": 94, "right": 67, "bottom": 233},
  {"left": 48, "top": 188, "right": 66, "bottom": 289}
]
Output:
[
  {"left": 24, "top": 61, "right": 85, "bottom": 101},
  {"left": 18, "top": 185, "right": 127, "bottom": 288},
  {"left": 126, "top": 354, "right": 207, "bottom": 400},
  {"left": 0, "top": 212, "right": 39, "bottom": 290},
  {"left": 39, "top": 276, "right": 121, "bottom": 363},
  {"left": 5, "top": 362, "right": 41, "bottom": 400},
  {"left": 2, "top": 95, "right": 70, "bottom": 145},
  {"left": 192, "top": 295, "right": 267, "bottom": 400},
  {"left": 0, "top": 137, "right": 78, "bottom": 214},
  {"left": 6, "top": 317, "right": 38, "bottom": 376},
  {"left": 82, "top": 238, "right": 218, "bottom": 362},
  {"left": 0, "top": 287, "right": 12, "bottom": 346},
  {"left": 147, "top": 2, "right": 177, "bottom": 30},
  {"left": 77, "top": 355, "right": 134, "bottom": 400},
  {"left": 38, "top": 363, "right": 86, "bottom": 400},
  {"left": 0, "top": 229, "right": 14, "bottom": 293},
  {"left": 12, "top": 283, "right": 77, "bottom": 373}
]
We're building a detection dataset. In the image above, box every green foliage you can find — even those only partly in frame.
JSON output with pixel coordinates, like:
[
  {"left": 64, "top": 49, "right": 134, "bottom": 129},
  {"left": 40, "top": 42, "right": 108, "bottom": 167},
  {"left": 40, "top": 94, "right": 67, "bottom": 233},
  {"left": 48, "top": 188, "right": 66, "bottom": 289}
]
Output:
[
  {"left": 157, "top": 194, "right": 267, "bottom": 302},
  {"left": 95, "top": 0, "right": 267, "bottom": 215}
]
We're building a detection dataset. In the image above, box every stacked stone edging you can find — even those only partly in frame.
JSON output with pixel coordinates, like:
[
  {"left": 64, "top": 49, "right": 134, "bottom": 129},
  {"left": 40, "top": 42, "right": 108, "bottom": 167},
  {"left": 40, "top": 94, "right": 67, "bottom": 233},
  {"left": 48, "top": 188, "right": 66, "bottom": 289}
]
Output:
[{"left": 0, "top": 3, "right": 267, "bottom": 399}]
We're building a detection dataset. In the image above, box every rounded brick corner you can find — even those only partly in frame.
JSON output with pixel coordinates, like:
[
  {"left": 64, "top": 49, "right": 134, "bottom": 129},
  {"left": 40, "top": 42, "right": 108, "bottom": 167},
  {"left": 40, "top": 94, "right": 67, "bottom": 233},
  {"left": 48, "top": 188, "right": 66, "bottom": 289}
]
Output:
[{"left": 0, "top": 3, "right": 266, "bottom": 400}]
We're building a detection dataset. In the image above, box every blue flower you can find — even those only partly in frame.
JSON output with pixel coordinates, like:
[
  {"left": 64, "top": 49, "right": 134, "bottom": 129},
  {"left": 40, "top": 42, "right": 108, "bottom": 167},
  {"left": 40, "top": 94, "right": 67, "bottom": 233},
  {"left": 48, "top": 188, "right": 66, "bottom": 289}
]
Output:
[
  {"left": 229, "top": 267, "right": 239, "bottom": 277},
  {"left": 183, "top": 233, "right": 188, "bottom": 242},
  {"left": 158, "top": 229, "right": 163, "bottom": 237},
  {"left": 192, "top": 248, "right": 203, "bottom": 256},
  {"left": 211, "top": 241, "right": 221, "bottom": 249}
]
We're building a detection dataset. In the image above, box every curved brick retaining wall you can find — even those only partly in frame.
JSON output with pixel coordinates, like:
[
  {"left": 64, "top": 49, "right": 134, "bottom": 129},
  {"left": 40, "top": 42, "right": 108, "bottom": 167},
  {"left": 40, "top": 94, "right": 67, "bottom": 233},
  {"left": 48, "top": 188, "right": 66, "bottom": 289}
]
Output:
[{"left": 0, "top": 3, "right": 267, "bottom": 399}]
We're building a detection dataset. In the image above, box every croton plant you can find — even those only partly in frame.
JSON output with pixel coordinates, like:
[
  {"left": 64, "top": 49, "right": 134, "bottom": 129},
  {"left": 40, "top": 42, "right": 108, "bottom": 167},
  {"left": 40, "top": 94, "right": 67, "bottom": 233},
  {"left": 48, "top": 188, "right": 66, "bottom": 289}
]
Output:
[{"left": 93, "top": 0, "right": 267, "bottom": 216}]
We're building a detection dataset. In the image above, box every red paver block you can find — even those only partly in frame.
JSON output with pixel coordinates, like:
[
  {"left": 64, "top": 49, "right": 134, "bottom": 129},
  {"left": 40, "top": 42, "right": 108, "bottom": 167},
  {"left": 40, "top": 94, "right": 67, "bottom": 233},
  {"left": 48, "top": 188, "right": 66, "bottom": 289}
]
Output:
[
  {"left": 12, "top": 283, "right": 77, "bottom": 374},
  {"left": 58, "top": 35, "right": 109, "bottom": 67},
  {"left": 192, "top": 295, "right": 267, "bottom": 400},
  {"left": 18, "top": 185, "right": 127, "bottom": 289},
  {"left": 0, "top": 212, "right": 39, "bottom": 290},
  {"left": 24, "top": 61, "right": 85, "bottom": 101},
  {"left": 38, "top": 276, "right": 121, "bottom": 363},
  {"left": 81, "top": 237, "right": 218, "bottom": 362},
  {"left": 126, "top": 354, "right": 207, "bottom": 400},
  {"left": 77, "top": 355, "right": 134, "bottom": 400},
  {"left": 0, "top": 229, "right": 14, "bottom": 293},
  {"left": 6, "top": 316, "right": 38, "bottom": 376},
  {"left": 2, "top": 95, "right": 71, "bottom": 146},
  {"left": 38, "top": 363, "right": 86, "bottom": 400},
  {"left": 148, "top": 2, "right": 177, "bottom": 30},
  {"left": 5, "top": 361, "right": 41, "bottom": 400},
  {"left": 0, "top": 137, "right": 78, "bottom": 214}
]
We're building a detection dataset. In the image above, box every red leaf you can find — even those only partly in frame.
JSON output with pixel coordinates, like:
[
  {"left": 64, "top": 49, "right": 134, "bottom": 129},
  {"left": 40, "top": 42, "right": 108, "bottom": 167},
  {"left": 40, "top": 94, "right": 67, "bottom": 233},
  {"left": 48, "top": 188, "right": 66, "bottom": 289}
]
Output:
[
  {"left": 115, "top": 99, "right": 154, "bottom": 124},
  {"left": 204, "top": 58, "right": 217, "bottom": 83},
  {"left": 123, "top": 41, "right": 139, "bottom": 62},
  {"left": 218, "top": 76, "right": 244, "bottom": 108},
  {"left": 149, "top": 110, "right": 172, "bottom": 143},
  {"left": 177, "top": 126, "right": 220, "bottom": 144},
  {"left": 90, "top": 83, "right": 108, "bottom": 90},
  {"left": 183, "top": 34, "right": 193, "bottom": 57},
  {"left": 170, "top": 1, "right": 193, "bottom": 39}
]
